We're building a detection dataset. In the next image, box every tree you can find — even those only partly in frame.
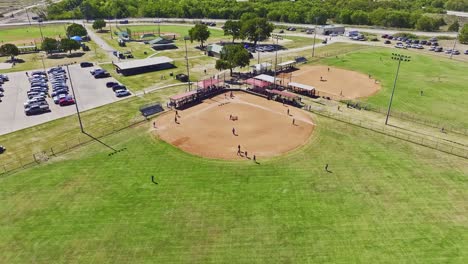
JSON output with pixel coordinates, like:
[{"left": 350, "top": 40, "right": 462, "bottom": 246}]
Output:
[
  {"left": 66, "top": 23, "right": 87, "bottom": 37},
  {"left": 223, "top": 20, "right": 242, "bottom": 42},
  {"left": 189, "top": 23, "right": 210, "bottom": 48},
  {"left": 459, "top": 24, "right": 468, "bottom": 44},
  {"left": 241, "top": 18, "right": 274, "bottom": 45},
  {"left": 448, "top": 20, "right": 460, "bottom": 32},
  {"left": 41, "top": 37, "right": 59, "bottom": 54},
  {"left": 415, "top": 16, "right": 438, "bottom": 31},
  {"left": 0, "top": 43, "right": 19, "bottom": 61},
  {"left": 215, "top": 44, "right": 250, "bottom": 76},
  {"left": 92, "top": 19, "right": 106, "bottom": 31},
  {"left": 60, "top": 38, "right": 81, "bottom": 54},
  {"left": 351, "top": 10, "right": 369, "bottom": 25}
]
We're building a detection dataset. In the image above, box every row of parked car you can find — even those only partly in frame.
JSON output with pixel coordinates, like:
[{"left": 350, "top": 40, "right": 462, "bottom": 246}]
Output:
[
  {"left": 244, "top": 44, "right": 278, "bottom": 53},
  {"left": 24, "top": 71, "right": 51, "bottom": 115},
  {"left": 383, "top": 34, "right": 468, "bottom": 55},
  {"left": 0, "top": 74, "right": 9, "bottom": 100},
  {"left": 105, "top": 81, "right": 131, "bottom": 97},
  {"left": 48, "top": 67, "right": 75, "bottom": 107}
]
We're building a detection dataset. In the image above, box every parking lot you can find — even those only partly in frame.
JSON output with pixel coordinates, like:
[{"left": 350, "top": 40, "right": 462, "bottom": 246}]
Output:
[{"left": 0, "top": 65, "right": 124, "bottom": 135}]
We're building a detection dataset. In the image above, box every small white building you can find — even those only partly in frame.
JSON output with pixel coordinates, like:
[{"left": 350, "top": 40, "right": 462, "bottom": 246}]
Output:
[{"left": 316, "top": 25, "right": 345, "bottom": 35}]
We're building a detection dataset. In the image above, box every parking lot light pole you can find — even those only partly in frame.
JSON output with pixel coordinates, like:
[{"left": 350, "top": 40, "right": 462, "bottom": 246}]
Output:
[
  {"left": 25, "top": 7, "right": 31, "bottom": 26},
  {"left": 65, "top": 64, "right": 84, "bottom": 133},
  {"left": 385, "top": 53, "right": 410, "bottom": 125},
  {"left": 184, "top": 36, "right": 191, "bottom": 91},
  {"left": 450, "top": 28, "right": 459, "bottom": 60},
  {"left": 312, "top": 16, "right": 319, "bottom": 58}
]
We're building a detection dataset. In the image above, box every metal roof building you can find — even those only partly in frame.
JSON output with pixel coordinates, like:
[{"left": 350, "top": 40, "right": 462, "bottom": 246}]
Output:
[{"left": 113, "top": 57, "right": 174, "bottom": 76}]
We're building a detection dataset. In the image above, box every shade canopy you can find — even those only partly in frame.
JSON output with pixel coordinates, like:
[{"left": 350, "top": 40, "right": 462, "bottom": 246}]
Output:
[
  {"left": 70, "top": 36, "right": 82, "bottom": 41},
  {"left": 170, "top": 90, "right": 197, "bottom": 101},
  {"left": 288, "top": 82, "right": 315, "bottom": 91},
  {"left": 254, "top": 74, "right": 276, "bottom": 83},
  {"left": 245, "top": 78, "right": 270, "bottom": 88},
  {"left": 197, "top": 78, "right": 222, "bottom": 89}
]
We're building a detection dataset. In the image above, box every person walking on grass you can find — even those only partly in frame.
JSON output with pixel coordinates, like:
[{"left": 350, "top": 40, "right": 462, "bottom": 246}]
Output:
[
  {"left": 153, "top": 121, "right": 156, "bottom": 128},
  {"left": 245, "top": 151, "right": 248, "bottom": 158},
  {"left": 325, "top": 164, "right": 329, "bottom": 172},
  {"left": 253, "top": 155, "right": 256, "bottom": 162}
]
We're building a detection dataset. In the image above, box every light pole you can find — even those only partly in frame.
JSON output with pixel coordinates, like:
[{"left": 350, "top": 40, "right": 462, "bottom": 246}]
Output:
[
  {"left": 312, "top": 16, "right": 319, "bottom": 58},
  {"left": 385, "top": 53, "right": 411, "bottom": 125},
  {"left": 184, "top": 36, "right": 191, "bottom": 91},
  {"left": 272, "top": 34, "right": 282, "bottom": 90},
  {"left": 25, "top": 7, "right": 31, "bottom": 26},
  {"left": 38, "top": 20, "right": 44, "bottom": 42},
  {"left": 450, "top": 27, "right": 460, "bottom": 60},
  {"left": 65, "top": 64, "right": 84, "bottom": 133}
]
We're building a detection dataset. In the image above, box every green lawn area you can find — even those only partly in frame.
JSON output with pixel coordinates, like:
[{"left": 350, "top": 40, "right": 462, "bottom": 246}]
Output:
[
  {"left": 321, "top": 47, "right": 468, "bottom": 128},
  {"left": 0, "top": 109, "right": 466, "bottom": 263},
  {"left": 0, "top": 85, "right": 188, "bottom": 169},
  {"left": 0, "top": 24, "right": 70, "bottom": 45},
  {"left": 0, "top": 40, "right": 108, "bottom": 73}
]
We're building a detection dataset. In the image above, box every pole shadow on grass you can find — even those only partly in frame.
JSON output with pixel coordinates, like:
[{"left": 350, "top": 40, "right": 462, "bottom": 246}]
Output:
[{"left": 82, "top": 132, "right": 126, "bottom": 156}]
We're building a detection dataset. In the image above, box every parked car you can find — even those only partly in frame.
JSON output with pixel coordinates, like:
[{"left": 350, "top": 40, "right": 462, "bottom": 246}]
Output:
[
  {"left": 53, "top": 94, "right": 67, "bottom": 104},
  {"left": 0, "top": 74, "right": 9, "bottom": 81},
  {"left": 451, "top": 50, "right": 460, "bottom": 55},
  {"left": 106, "top": 81, "right": 119, "bottom": 88},
  {"left": 0, "top": 145, "right": 5, "bottom": 154},
  {"left": 435, "top": 47, "right": 443, "bottom": 52},
  {"left": 112, "top": 85, "right": 127, "bottom": 91},
  {"left": 80, "top": 62, "right": 93, "bottom": 68},
  {"left": 420, "top": 40, "right": 427, "bottom": 45},
  {"left": 51, "top": 89, "right": 68, "bottom": 97},
  {"left": 464, "top": 50, "right": 468, "bottom": 55},
  {"left": 395, "top": 43, "right": 406, "bottom": 49},
  {"left": 381, "top": 34, "right": 388, "bottom": 38},
  {"left": 59, "top": 96, "right": 75, "bottom": 106},
  {"left": 0, "top": 87, "right": 4, "bottom": 92},
  {"left": 115, "top": 89, "right": 131, "bottom": 97},
  {"left": 24, "top": 97, "right": 47, "bottom": 107},
  {"left": 445, "top": 49, "right": 452, "bottom": 54},
  {"left": 176, "top": 74, "right": 189, "bottom": 82},
  {"left": 91, "top": 69, "right": 107, "bottom": 76},
  {"left": 25, "top": 104, "right": 50, "bottom": 115},
  {"left": 429, "top": 46, "right": 436, "bottom": 51},
  {"left": 94, "top": 72, "right": 110, "bottom": 78},
  {"left": 0, "top": 92, "right": 4, "bottom": 97}
]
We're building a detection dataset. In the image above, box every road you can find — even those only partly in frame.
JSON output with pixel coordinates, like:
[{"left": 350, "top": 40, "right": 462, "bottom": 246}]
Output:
[{"left": 0, "top": 17, "right": 458, "bottom": 38}]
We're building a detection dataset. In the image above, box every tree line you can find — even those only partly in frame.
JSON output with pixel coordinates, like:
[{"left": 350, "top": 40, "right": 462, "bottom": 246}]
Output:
[{"left": 45, "top": 0, "right": 468, "bottom": 30}]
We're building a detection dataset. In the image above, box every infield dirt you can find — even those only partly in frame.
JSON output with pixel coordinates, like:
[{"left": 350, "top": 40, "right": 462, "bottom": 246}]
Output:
[{"left": 154, "top": 91, "right": 315, "bottom": 160}]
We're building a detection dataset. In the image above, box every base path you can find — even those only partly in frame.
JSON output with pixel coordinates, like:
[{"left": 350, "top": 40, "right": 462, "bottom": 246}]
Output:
[
  {"left": 279, "top": 65, "right": 381, "bottom": 99},
  {"left": 154, "top": 91, "right": 315, "bottom": 160}
]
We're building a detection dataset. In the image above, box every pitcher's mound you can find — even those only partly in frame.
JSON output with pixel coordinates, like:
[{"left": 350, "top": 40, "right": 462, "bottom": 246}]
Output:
[
  {"left": 278, "top": 65, "right": 381, "bottom": 99},
  {"left": 154, "top": 92, "right": 315, "bottom": 160}
]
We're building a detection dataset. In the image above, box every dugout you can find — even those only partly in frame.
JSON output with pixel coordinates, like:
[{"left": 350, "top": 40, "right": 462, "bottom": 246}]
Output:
[
  {"left": 288, "top": 82, "right": 316, "bottom": 97},
  {"left": 170, "top": 90, "right": 198, "bottom": 109},
  {"left": 266, "top": 89, "right": 303, "bottom": 106},
  {"left": 277, "top": 60, "right": 296, "bottom": 72},
  {"left": 113, "top": 57, "right": 174, "bottom": 76},
  {"left": 197, "top": 78, "right": 225, "bottom": 98}
]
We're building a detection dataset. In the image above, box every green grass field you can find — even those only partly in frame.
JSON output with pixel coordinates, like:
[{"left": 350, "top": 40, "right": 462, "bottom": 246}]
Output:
[
  {"left": 322, "top": 47, "right": 468, "bottom": 128},
  {"left": 0, "top": 111, "right": 466, "bottom": 263},
  {"left": 0, "top": 24, "right": 69, "bottom": 44}
]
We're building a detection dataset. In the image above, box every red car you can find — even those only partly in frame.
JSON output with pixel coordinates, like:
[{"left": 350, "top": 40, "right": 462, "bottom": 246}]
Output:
[{"left": 59, "top": 96, "right": 75, "bottom": 106}]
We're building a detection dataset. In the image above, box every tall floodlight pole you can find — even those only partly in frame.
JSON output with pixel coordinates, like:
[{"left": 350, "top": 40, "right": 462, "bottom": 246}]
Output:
[
  {"left": 184, "top": 36, "right": 191, "bottom": 91},
  {"left": 66, "top": 64, "right": 84, "bottom": 133},
  {"left": 25, "top": 7, "right": 31, "bottom": 25},
  {"left": 272, "top": 34, "right": 282, "bottom": 89},
  {"left": 38, "top": 20, "right": 44, "bottom": 41},
  {"left": 312, "top": 16, "right": 319, "bottom": 57},
  {"left": 385, "top": 53, "right": 411, "bottom": 125},
  {"left": 450, "top": 27, "right": 460, "bottom": 60}
]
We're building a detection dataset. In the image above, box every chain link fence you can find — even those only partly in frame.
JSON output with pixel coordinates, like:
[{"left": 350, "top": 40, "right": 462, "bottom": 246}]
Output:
[{"left": 304, "top": 104, "right": 468, "bottom": 159}]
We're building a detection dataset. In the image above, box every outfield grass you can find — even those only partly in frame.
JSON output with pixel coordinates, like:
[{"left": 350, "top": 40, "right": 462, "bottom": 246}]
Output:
[
  {"left": 0, "top": 111, "right": 466, "bottom": 263},
  {"left": 321, "top": 47, "right": 468, "bottom": 128}
]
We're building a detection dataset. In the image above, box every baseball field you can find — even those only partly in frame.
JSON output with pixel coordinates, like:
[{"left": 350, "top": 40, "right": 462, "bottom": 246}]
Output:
[{"left": 0, "top": 42, "right": 467, "bottom": 263}]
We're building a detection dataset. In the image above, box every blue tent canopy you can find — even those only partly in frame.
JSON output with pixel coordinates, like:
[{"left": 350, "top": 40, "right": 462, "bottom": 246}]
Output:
[{"left": 70, "top": 36, "right": 82, "bottom": 41}]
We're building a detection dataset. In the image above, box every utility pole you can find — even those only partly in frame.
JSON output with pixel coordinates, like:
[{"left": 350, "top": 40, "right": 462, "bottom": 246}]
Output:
[
  {"left": 272, "top": 34, "right": 282, "bottom": 90},
  {"left": 184, "top": 36, "right": 191, "bottom": 91},
  {"left": 450, "top": 27, "right": 460, "bottom": 60},
  {"left": 385, "top": 53, "right": 411, "bottom": 125},
  {"left": 25, "top": 7, "right": 31, "bottom": 26},
  {"left": 312, "top": 16, "right": 319, "bottom": 58},
  {"left": 38, "top": 20, "right": 44, "bottom": 41},
  {"left": 66, "top": 64, "right": 84, "bottom": 133}
]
